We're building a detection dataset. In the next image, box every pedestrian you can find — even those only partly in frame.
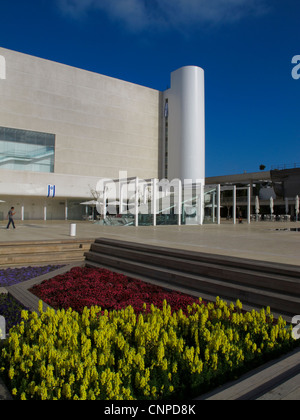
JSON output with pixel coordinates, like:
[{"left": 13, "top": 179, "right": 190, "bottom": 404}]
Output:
[
  {"left": 6, "top": 207, "right": 16, "bottom": 229},
  {"left": 238, "top": 210, "right": 243, "bottom": 224}
]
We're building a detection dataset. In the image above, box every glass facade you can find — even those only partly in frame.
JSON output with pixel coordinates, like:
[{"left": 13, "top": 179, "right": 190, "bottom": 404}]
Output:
[{"left": 0, "top": 126, "right": 55, "bottom": 173}]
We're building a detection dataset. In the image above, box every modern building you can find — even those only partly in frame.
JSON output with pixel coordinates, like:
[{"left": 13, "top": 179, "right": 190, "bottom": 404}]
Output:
[
  {"left": 0, "top": 47, "right": 205, "bottom": 223},
  {"left": 206, "top": 166, "right": 300, "bottom": 222}
]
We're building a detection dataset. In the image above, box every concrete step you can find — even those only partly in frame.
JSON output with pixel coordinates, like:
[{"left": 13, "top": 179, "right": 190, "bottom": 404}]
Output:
[
  {"left": 84, "top": 238, "right": 300, "bottom": 319},
  {"left": 89, "top": 242, "right": 300, "bottom": 296},
  {"left": 85, "top": 251, "right": 300, "bottom": 317},
  {"left": 0, "top": 239, "right": 93, "bottom": 267},
  {"left": 92, "top": 238, "right": 300, "bottom": 279},
  {"left": 0, "top": 243, "right": 91, "bottom": 255}
]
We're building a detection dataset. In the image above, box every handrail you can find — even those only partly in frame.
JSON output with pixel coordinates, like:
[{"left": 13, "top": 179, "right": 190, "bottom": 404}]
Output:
[{"left": 271, "top": 163, "right": 300, "bottom": 170}]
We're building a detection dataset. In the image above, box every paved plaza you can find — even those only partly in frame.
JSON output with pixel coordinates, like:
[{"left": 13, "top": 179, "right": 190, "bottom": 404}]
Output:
[{"left": 1, "top": 219, "right": 300, "bottom": 266}]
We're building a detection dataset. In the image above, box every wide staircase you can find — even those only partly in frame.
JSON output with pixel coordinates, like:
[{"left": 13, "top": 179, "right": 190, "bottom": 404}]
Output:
[
  {"left": 85, "top": 238, "right": 300, "bottom": 320},
  {"left": 0, "top": 239, "right": 94, "bottom": 267}
]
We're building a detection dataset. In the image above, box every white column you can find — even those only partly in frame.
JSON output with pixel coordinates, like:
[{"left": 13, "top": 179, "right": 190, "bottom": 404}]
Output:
[
  {"left": 233, "top": 186, "right": 237, "bottom": 225},
  {"left": 247, "top": 186, "right": 251, "bottom": 224},
  {"left": 143, "top": 183, "right": 148, "bottom": 205},
  {"left": 103, "top": 187, "right": 107, "bottom": 220},
  {"left": 167, "top": 66, "right": 205, "bottom": 183},
  {"left": 152, "top": 179, "right": 157, "bottom": 227},
  {"left": 135, "top": 177, "right": 139, "bottom": 227},
  {"left": 120, "top": 183, "right": 124, "bottom": 215},
  {"left": 178, "top": 179, "right": 182, "bottom": 226},
  {"left": 197, "top": 183, "right": 204, "bottom": 225},
  {"left": 119, "top": 171, "right": 128, "bottom": 215},
  {"left": 212, "top": 193, "right": 215, "bottom": 223},
  {"left": 217, "top": 184, "right": 221, "bottom": 225},
  {"left": 65, "top": 200, "right": 68, "bottom": 221},
  {"left": 21, "top": 204, "right": 25, "bottom": 221},
  {"left": 43, "top": 204, "right": 47, "bottom": 221}
]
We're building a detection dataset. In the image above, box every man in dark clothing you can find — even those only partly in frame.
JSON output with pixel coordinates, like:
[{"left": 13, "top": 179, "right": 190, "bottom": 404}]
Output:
[{"left": 6, "top": 207, "right": 16, "bottom": 229}]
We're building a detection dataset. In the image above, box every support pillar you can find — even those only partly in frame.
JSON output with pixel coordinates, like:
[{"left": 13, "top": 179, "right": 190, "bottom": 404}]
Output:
[
  {"left": 152, "top": 179, "right": 157, "bottom": 227},
  {"left": 120, "top": 183, "right": 124, "bottom": 215},
  {"left": 197, "top": 183, "right": 204, "bottom": 225},
  {"left": 178, "top": 179, "right": 182, "bottom": 226},
  {"left": 103, "top": 187, "right": 107, "bottom": 220},
  {"left": 233, "top": 186, "right": 236, "bottom": 225},
  {"left": 135, "top": 177, "right": 139, "bottom": 227},
  {"left": 217, "top": 184, "right": 221, "bottom": 225},
  {"left": 247, "top": 186, "right": 251, "bottom": 224},
  {"left": 65, "top": 200, "right": 68, "bottom": 221}
]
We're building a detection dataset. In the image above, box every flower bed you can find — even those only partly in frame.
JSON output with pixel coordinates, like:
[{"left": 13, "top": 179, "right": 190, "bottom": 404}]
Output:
[
  {"left": 0, "top": 299, "right": 297, "bottom": 400},
  {"left": 0, "top": 294, "right": 24, "bottom": 332},
  {"left": 29, "top": 267, "right": 203, "bottom": 315},
  {"left": 0, "top": 265, "right": 64, "bottom": 287},
  {"left": 0, "top": 267, "right": 298, "bottom": 400},
  {"left": 0, "top": 265, "right": 64, "bottom": 334}
]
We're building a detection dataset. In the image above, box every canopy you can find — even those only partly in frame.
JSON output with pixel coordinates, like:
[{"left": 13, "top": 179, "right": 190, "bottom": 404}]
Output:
[{"left": 80, "top": 200, "right": 99, "bottom": 206}]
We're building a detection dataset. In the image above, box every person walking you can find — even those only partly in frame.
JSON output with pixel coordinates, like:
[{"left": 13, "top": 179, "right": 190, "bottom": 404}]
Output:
[
  {"left": 6, "top": 207, "right": 16, "bottom": 229},
  {"left": 238, "top": 210, "right": 243, "bottom": 224}
]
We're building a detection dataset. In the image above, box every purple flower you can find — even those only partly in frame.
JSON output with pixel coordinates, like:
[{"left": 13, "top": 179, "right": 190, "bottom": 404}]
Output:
[{"left": 0, "top": 265, "right": 64, "bottom": 287}]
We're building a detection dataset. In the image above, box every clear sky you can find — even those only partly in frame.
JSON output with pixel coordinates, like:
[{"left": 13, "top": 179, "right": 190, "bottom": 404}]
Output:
[{"left": 0, "top": 0, "right": 299, "bottom": 177}]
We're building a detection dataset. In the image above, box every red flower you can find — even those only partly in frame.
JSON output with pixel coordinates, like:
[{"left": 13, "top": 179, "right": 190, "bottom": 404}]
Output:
[{"left": 30, "top": 267, "right": 204, "bottom": 314}]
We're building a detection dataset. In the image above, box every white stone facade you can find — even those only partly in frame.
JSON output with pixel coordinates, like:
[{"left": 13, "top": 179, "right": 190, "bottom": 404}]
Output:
[{"left": 0, "top": 48, "right": 205, "bottom": 221}]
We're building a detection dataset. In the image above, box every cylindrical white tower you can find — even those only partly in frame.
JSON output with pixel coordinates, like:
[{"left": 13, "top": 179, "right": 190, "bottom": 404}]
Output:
[{"left": 164, "top": 66, "right": 205, "bottom": 184}]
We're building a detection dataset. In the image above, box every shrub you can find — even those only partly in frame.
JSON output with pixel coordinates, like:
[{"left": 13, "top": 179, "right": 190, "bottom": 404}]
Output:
[{"left": 0, "top": 298, "right": 297, "bottom": 400}]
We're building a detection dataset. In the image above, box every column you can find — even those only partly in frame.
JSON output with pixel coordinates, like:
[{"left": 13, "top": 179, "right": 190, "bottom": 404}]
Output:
[
  {"left": 119, "top": 183, "right": 124, "bottom": 215},
  {"left": 143, "top": 183, "right": 148, "bottom": 205},
  {"left": 247, "top": 186, "right": 251, "bottom": 224},
  {"left": 217, "top": 184, "right": 221, "bottom": 225},
  {"left": 178, "top": 179, "right": 182, "bottom": 226},
  {"left": 197, "top": 183, "right": 203, "bottom": 225},
  {"left": 43, "top": 204, "right": 47, "bottom": 221},
  {"left": 233, "top": 186, "right": 237, "bottom": 225},
  {"left": 21, "top": 204, "right": 25, "bottom": 221},
  {"left": 152, "top": 179, "right": 157, "bottom": 227},
  {"left": 65, "top": 200, "right": 68, "bottom": 221},
  {"left": 103, "top": 187, "right": 107, "bottom": 220},
  {"left": 212, "top": 193, "right": 215, "bottom": 223},
  {"left": 135, "top": 177, "right": 139, "bottom": 227}
]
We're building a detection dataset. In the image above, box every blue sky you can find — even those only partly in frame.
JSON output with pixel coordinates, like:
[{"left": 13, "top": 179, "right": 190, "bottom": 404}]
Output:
[{"left": 0, "top": 0, "right": 299, "bottom": 177}]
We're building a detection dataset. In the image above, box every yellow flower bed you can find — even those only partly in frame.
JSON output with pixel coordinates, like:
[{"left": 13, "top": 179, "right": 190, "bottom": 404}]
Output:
[{"left": 0, "top": 299, "right": 297, "bottom": 400}]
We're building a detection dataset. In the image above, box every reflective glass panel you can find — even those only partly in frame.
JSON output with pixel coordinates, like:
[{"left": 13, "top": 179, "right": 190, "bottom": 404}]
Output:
[{"left": 0, "top": 126, "right": 55, "bottom": 173}]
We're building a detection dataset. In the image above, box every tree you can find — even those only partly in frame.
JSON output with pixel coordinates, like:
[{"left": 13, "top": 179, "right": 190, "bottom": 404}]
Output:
[{"left": 259, "top": 164, "right": 266, "bottom": 171}]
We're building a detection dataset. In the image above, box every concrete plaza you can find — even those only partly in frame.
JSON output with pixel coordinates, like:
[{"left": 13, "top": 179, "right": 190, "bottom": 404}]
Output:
[{"left": 1, "top": 219, "right": 300, "bottom": 267}]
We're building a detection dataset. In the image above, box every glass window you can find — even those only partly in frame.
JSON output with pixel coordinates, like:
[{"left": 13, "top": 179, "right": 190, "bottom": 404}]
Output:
[{"left": 0, "top": 126, "right": 55, "bottom": 173}]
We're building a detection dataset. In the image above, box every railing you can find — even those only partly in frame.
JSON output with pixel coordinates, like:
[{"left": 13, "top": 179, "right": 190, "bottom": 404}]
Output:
[{"left": 271, "top": 163, "right": 300, "bottom": 170}]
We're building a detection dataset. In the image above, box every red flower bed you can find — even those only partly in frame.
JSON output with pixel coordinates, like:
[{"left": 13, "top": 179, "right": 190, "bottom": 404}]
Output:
[{"left": 30, "top": 267, "right": 203, "bottom": 314}]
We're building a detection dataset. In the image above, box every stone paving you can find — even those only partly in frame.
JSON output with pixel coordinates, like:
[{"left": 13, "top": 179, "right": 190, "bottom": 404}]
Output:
[{"left": 0, "top": 219, "right": 300, "bottom": 266}]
